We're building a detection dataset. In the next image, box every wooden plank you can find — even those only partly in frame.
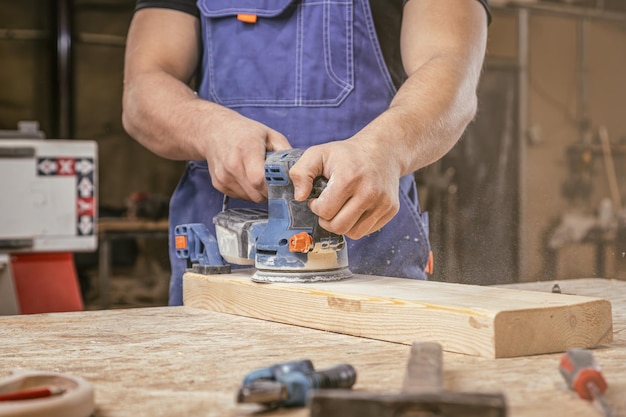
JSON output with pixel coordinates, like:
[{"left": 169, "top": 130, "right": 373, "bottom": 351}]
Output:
[{"left": 183, "top": 270, "right": 613, "bottom": 358}]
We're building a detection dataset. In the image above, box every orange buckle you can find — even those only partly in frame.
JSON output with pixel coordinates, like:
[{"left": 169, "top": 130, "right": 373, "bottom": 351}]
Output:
[
  {"left": 237, "top": 13, "right": 258, "bottom": 24},
  {"left": 425, "top": 251, "right": 434, "bottom": 275}
]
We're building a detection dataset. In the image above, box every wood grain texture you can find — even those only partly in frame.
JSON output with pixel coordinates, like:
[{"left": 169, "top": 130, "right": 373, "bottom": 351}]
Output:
[
  {"left": 0, "top": 306, "right": 411, "bottom": 417},
  {"left": 183, "top": 271, "right": 613, "bottom": 358},
  {"left": 0, "top": 278, "right": 625, "bottom": 417}
]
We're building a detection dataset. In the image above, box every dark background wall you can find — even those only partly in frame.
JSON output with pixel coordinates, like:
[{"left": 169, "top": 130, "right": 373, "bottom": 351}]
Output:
[
  {"left": 0, "top": 0, "right": 184, "bottom": 211},
  {"left": 1, "top": 1, "right": 625, "bottom": 284}
]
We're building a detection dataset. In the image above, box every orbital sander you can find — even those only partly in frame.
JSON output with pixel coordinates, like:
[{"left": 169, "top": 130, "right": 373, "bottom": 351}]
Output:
[{"left": 174, "top": 149, "right": 352, "bottom": 283}]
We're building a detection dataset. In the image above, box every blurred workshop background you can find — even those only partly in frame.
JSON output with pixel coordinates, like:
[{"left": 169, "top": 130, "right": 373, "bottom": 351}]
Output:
[{"left": 0, "top": 0, "right": 625, "bottom": 313}]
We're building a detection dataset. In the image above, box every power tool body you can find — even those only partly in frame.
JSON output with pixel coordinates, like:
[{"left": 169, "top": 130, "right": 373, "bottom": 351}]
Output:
[{"left": 174, "top": 149, "right": 352, "bottom": 283}]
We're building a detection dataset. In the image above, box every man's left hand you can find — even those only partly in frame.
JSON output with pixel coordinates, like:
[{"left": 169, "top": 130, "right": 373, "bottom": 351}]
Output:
[{"left": 289, "top": 139, "right": 401, "bottom": 240}]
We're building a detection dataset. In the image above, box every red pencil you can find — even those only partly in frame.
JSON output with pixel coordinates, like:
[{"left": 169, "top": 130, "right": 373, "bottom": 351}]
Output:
[{"left": 0, "top": 386, "right": 65, "bottom": 401}]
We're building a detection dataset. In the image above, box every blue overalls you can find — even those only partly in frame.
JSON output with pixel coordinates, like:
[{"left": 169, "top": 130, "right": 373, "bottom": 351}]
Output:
[{"left": 167, "top": 0, "right": 430, "bottom": 305}]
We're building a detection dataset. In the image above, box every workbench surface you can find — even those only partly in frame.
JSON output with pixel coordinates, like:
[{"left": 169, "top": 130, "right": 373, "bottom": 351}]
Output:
[{"left": 2, "top": 278, "right": 625, "bottom": 417}]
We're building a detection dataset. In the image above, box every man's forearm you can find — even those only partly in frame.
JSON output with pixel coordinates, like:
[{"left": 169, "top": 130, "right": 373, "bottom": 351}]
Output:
[
  {"left": 122, "top": 8, "right": 226, "bottom": 162},
  {"left": 123, "top": 71, "right": 219, "bottom": 161},
  {"left": 354, "top": 0, "right": 487, "bottom": 177},
  {"left": 361, "top": 54, "right": 480, "bottom": 177}
]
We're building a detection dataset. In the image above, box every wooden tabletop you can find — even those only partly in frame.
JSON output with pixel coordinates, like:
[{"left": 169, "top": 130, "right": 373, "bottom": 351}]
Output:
[{"left": 2, "top": 278, "right": 625, "bottom": 417}]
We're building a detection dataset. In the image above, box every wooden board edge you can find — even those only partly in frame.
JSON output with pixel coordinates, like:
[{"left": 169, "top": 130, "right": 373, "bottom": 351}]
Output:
[{"left": 493, "top": 299, "right": 613, "bottom": 358}]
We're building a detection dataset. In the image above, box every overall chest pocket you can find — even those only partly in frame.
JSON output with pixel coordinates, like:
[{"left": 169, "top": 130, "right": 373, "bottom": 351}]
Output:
[{"left": 198, "top": 0, "right": 354, "bottom": 107}]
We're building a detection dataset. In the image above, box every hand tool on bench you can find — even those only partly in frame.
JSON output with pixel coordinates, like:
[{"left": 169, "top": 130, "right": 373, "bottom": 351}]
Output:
[
  {"left": 0, "top": 369, "right": 94, "bottom": 417},
  {"left": 559, "top": 348, "right": 614, "bottom": 417},
  {"left": 236, "top": 359, "right": 356, "bottom": 408},
  {"left": 174, "top": 149, "right": 352, "bottom": 283},
  {"left": 309, "top": 341, "right": 507, "bottom": 417}
]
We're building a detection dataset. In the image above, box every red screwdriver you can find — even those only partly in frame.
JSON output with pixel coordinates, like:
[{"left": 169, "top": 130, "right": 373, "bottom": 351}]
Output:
[{"left": 559, "top": 349, "right": 614, "bottom": 417}]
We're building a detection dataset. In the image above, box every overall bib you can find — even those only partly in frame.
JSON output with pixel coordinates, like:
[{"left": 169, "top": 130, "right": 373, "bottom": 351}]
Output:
[{"left": 168, "top": 0, "right": 430, "bottom": 305}]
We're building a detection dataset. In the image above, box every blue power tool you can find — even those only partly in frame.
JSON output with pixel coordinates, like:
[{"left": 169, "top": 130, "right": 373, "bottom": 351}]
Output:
[
  {"left": 174, "top": 149, "right": 352, "bottom": 283},
  {"left": 237, "top": 359, "right": 357, "bottom": 408}
]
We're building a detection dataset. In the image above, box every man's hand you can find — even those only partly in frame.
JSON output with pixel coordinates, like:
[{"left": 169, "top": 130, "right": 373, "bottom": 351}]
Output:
[
  {"left": 290, "top": 138, "right": 401, "bottom": 240},
  {"left": 122, "top": 8, "right": 290, "bottom": 203},
  {"left": 202, "top": 108, "right": 291, "bottom": 202},
  {"left": 290, "top": 0, "right": 487, "bottom": 239}
]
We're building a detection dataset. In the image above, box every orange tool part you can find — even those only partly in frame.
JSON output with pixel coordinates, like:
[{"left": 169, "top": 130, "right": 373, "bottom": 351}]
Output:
[
  {"left": 559, "top": 349, "right": 613, "bottom": 417},
  {"left": 289, "top": 232, "right": 313, "bottom": 253},
  {"left": 175, "top": 235, "right": 187, "bottom": 250}
]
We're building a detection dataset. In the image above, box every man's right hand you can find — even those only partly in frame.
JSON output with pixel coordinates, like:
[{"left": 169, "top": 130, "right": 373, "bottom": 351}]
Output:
[
  {"left": 202, "top": 107, "right": 291, "bottom": 202},
  {"left": 122, "top": 8, "right": 290, "bottom": 203}
]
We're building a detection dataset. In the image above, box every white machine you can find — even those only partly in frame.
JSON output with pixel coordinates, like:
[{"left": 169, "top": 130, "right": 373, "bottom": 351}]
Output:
[{"left": 0, "top": 133, "right": 98, "bottom": 315}]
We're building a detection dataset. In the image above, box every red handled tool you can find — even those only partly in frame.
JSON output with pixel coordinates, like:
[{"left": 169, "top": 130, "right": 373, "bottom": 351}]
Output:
[{"left": 559, "top": 349, "right": 614, "bottom": 417}]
